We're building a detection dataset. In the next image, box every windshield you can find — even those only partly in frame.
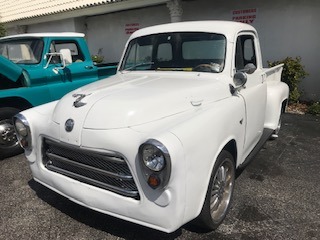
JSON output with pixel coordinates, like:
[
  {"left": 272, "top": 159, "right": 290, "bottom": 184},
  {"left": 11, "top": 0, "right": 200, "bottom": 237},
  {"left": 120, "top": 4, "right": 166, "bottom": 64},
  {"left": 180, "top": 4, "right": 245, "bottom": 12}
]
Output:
[
  {"left": 0, "top": 38, "right": 44, "bottom": 64},
  {"left": 120, "top": 32, "right": 226, "bottom": 73}
]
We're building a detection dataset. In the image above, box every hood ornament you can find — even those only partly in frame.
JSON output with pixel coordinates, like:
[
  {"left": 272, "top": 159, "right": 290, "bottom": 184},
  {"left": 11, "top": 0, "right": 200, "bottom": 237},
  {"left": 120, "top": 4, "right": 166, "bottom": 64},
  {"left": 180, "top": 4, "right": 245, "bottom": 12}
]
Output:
[
  {"left": 65, "top": 119, "right": 74, "bottom": 132},
  {"left": 72, "top": 93, "right": 91, "bottom": 108}
]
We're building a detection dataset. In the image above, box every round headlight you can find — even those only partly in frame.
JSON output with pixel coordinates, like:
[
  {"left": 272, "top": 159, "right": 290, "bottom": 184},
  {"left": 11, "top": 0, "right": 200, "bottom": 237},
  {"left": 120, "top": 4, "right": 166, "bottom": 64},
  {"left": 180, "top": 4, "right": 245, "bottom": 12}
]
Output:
[
  {"left": 142, "top": 144, "right": 165, "bottom": 172},
  {"left": 13, "top": 114, "right": 32, "bottom": 150},
  {"left": 15, "top": 119, "right": 28, "bottom": 137},
  {"left": 139, "top": 139, "right": 171, "bottom": 189}
]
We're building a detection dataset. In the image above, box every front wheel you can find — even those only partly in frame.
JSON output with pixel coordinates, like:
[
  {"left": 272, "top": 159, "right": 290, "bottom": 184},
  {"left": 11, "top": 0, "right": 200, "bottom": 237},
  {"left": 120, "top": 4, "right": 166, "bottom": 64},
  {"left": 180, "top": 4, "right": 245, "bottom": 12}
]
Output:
[
  {"left": 196, "top": 150, "right": 235, "bottom": 231},
  {"left": 0, "top": 107, "right": 23, "bottom": 159}
]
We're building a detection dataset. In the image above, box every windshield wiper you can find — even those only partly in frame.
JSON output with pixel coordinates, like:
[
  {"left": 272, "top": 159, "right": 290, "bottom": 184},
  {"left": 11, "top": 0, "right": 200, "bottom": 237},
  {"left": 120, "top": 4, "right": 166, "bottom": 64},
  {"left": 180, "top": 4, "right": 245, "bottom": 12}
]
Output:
[{"left": 121, "top": 62, "right": 154, "bottom": 72}]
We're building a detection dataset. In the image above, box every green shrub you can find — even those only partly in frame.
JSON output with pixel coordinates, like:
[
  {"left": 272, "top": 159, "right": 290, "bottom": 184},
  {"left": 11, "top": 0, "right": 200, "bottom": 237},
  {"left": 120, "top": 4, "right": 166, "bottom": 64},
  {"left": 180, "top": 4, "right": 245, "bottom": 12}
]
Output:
[
  {"left": 91, "top": 55, "right": 104, "bottom": 63},
  {"left": 307, "top": 102, "right": 320, "bottom": 115},
  {"left": 0, "top": 22, "right": 6, "bottom": 37},
  {"left": 268, "top": 57, "right": 308, "bottom": 103}
]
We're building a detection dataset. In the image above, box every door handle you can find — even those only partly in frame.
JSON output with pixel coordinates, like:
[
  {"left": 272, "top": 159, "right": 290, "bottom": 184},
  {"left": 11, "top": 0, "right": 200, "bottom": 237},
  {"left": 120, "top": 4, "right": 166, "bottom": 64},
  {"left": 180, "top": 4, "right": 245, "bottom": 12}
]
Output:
[
  {"left": 191, "top": 99, "right": 203, "bottom": 106},
  {"left": 85, "top": 65, "right": 94, "bottom": 70}
]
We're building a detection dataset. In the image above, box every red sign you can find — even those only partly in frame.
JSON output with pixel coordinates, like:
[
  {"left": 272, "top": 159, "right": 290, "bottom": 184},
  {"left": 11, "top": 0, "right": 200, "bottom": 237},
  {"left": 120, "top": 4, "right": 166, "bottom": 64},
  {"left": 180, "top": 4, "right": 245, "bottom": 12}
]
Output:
[
  {"left": 232, "top": 8, "right": 257, "bottom": 24},
  {"left": 125, "top": 23, "right": 140, "bottom": 35}
]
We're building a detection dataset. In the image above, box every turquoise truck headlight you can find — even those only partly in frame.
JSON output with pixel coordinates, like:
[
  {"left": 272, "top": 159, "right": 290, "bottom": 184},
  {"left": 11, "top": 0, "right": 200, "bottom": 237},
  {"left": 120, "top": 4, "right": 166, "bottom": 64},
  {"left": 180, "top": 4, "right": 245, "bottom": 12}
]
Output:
[{"left": 13, "top": 114, "right": 32, "bottom": 150}]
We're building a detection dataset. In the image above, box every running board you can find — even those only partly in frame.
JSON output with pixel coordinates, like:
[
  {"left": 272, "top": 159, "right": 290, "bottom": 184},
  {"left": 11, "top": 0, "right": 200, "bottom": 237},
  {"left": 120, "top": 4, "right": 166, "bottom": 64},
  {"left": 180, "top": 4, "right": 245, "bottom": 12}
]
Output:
[{"left": 239, "top": 128, "right": 274, "bottom": 169}]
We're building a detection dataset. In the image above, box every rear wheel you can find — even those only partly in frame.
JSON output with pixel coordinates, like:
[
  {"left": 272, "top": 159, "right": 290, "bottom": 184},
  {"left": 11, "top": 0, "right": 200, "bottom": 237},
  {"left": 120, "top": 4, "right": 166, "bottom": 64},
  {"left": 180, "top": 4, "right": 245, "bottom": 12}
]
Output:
[
  {"left": 196, "top": 150, "right": 235, "bottom": 230},
  {"left": 0, "top": 107, "right": 23, "bottom": 159}
]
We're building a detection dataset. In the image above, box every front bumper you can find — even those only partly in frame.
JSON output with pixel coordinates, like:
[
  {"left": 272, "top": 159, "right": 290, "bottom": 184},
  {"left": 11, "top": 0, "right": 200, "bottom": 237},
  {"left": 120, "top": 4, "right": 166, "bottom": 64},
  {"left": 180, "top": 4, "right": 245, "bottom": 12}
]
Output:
[{"left": 27, "top": 128, "right": 187, "bottom": 233}]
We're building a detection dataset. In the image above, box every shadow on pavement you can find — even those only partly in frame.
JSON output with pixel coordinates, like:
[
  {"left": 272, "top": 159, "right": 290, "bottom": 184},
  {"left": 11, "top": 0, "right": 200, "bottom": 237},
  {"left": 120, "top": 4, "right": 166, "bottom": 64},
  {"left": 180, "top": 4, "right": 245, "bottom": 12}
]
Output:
[{"left": 28, "top": 179, "right": 183, "bottom": 240}]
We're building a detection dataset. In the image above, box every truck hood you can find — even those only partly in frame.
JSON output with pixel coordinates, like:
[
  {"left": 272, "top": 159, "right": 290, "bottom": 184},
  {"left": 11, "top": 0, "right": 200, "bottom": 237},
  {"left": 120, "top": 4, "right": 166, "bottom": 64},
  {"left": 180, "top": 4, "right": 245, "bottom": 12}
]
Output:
[
  {"left": 53, "top": 72, "right": 230, "bottom": 131},
  {"left": 0, "top": 55, "right": 23, "bottom": 82}
]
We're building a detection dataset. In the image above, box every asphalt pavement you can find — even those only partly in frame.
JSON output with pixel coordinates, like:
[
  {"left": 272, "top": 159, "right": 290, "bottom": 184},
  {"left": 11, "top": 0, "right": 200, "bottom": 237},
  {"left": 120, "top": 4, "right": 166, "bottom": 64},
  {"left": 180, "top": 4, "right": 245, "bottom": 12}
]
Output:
[{"left": 0, "top": 113, "right": 319, "bottom": 240}]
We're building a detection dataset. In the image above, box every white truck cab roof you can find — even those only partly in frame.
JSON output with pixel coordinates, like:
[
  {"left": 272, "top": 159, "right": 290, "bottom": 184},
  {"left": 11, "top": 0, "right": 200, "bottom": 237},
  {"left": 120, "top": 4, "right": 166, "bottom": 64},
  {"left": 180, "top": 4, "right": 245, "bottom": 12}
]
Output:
[{"left": 130, "top": 21, "right": 257, "bottom": 41}]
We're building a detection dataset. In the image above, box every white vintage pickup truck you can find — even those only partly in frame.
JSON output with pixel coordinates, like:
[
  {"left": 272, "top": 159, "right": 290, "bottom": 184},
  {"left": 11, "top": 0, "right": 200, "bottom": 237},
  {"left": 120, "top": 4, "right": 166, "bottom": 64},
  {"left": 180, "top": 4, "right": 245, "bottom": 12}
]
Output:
[{"left": 14, "top": 21, "right": 289, "bottom": 233}]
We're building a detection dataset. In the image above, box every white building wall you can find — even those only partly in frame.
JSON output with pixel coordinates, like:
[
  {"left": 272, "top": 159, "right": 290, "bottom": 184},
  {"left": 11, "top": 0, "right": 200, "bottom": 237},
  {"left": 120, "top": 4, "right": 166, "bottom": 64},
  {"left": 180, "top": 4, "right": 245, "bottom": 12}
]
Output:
[
  {"left": 85, "top": 4, "right": 170, "bottom": 63},
  {"left": 27, "top": 18, "right": 77, "bottom": 33}
]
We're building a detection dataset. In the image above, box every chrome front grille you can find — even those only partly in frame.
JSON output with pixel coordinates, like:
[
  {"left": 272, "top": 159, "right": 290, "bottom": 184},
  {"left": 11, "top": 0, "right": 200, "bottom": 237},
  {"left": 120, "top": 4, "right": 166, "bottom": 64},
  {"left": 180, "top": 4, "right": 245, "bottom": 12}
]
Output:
[{"left": 42, "top": 138, "right": 139, "bottom": 199}]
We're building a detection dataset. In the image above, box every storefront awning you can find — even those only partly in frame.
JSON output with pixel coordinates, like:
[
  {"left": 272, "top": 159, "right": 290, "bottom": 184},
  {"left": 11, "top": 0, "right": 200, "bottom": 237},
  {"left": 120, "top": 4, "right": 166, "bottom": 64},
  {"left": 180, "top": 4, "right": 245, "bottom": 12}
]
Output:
[{"left": 0, "top": 0, "right": 169, "bottom": 25}]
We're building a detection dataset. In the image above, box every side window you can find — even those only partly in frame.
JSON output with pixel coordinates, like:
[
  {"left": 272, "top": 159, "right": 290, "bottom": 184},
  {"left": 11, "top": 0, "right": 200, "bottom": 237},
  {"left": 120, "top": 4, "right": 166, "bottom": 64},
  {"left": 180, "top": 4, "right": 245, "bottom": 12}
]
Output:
[
  {"left": 49, "top": 41, "right": 84, "bottom": 63},
  {"left": 235, "top": 35, "right": 256, "bottom": 71}
]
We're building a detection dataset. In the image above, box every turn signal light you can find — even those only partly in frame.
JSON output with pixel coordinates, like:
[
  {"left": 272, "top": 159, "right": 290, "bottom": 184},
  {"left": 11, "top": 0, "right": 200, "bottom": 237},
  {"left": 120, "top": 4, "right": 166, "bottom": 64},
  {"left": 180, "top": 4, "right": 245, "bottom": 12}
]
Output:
[{"left": 148, "top": 174, "right": 161, "bottom": 189}]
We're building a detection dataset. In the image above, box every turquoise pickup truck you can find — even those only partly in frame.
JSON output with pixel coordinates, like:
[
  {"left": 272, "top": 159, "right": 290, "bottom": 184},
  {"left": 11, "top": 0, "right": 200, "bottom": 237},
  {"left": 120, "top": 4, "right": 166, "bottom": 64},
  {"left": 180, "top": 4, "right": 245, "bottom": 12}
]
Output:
[{"left": 0, "top": 33, "right": 117, "bottom": 159}]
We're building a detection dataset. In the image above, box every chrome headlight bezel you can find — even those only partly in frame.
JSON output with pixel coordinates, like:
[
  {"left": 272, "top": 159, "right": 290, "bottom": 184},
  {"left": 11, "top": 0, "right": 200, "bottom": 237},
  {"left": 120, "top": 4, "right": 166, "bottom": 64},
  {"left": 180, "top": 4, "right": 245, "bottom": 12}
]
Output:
[
  {"left": 13, "top": 114, "right": 32, "bottom": 150},
  {"left": 139, "top": 139, "right": 171, "bottom": 189}
]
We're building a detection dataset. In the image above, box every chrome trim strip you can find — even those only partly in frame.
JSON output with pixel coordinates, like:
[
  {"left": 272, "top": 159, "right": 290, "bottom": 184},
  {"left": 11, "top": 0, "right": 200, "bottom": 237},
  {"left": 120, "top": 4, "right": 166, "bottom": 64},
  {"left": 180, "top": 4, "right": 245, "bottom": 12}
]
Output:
[
  {"left": 46, "top": 152, "right": 133, "bottom": 180},
  {"left": 45, "top": 138, "right": 126, "bottom": 164}
]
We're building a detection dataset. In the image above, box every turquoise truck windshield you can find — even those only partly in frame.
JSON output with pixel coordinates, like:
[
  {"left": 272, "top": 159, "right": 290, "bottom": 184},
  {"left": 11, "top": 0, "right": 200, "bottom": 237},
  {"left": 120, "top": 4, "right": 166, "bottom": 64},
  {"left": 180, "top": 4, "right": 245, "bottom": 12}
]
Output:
[
  {"left": 0, "top": 38, "right": 44, "bottom": 64},
  {"left": 120, "top": 32, "right": 226, "bottom": 73}
]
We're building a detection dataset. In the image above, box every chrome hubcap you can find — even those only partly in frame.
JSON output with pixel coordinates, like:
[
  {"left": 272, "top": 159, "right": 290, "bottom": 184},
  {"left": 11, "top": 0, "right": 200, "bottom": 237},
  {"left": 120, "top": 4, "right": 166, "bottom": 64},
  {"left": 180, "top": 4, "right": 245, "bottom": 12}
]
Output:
[
  {"left": 0, "top": 120, "right": 18, "bottom": 147},
  {"left": 210, "top": 159, "right": 234, "bottom": 222}
]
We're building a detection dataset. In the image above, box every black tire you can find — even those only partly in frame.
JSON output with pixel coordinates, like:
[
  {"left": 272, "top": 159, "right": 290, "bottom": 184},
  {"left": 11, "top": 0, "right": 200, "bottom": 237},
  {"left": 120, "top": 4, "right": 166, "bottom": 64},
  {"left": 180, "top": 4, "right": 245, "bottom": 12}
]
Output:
[
  {"left": 195, "top": 150, "right": 235, "bottom": 231},
  {"left": 0, "top": 107, "right": 23, "bottom": 159}
]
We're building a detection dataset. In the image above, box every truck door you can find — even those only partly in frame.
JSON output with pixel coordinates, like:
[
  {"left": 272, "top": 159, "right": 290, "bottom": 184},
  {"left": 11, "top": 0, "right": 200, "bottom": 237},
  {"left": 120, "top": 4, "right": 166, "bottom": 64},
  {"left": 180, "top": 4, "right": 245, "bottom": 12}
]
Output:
[
  {"left": 235, "top": 33, "right": 267, "bottom": 159},
  {"left": 45, "top": 40, "right": 98, "bottom": 100}
]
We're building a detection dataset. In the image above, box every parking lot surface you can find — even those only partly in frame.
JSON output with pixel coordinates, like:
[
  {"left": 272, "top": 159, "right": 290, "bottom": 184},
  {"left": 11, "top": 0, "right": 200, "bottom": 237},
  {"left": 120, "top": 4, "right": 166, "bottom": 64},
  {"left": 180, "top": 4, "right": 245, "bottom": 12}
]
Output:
[{"left": 1, "top": 113, "right": 319, "bottom": 240}]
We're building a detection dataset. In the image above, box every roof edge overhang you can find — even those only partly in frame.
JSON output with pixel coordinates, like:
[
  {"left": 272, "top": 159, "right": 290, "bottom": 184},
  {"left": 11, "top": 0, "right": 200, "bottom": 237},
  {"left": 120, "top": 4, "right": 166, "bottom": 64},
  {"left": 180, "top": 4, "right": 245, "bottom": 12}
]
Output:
[{"left": 3, "top": 0, "right": 169, "bottom": 28}]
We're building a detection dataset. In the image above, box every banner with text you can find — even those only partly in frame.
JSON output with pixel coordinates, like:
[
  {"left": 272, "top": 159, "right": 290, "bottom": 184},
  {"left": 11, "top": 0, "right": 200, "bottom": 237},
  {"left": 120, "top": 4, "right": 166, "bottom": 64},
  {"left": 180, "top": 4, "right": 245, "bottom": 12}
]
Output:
[
  {"left": 232, "top": 8, "right": 257, "bottom": 24},
  {"left": 125, "top": 23, "right": 140, "bottom": 35}
]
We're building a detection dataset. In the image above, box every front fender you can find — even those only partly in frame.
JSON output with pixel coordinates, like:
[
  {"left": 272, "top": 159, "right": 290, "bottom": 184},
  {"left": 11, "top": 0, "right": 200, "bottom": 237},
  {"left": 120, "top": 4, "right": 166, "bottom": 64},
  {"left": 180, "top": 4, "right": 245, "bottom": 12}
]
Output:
[
  {"left": 0, "top": 85, "right": 51, "bottom": 107},
  {"left": 18, "top": 100, "right": 59, "bottom": 161},
  {"left": 169, "top": 96, "right": 246, "bottom": 224}
]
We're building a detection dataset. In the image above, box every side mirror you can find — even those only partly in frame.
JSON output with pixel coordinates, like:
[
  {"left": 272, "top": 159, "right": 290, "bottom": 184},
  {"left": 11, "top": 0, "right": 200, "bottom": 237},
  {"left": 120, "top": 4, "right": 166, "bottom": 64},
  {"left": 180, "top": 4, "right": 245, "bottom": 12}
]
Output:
[
  {"left": 59, "top": 49, "right": 72, "bottom": 65},
  {"left": 44, "top": 49, "right": 72, "bottom": 73},
  {"left": 230, "top": 71, "right": 247, "bottom": 94},
  {"left": 243, "top": 63, "right": 257, "bottom": 74},
  {"left": 234, "top": 71, "right": 247, "bottom": 88}
]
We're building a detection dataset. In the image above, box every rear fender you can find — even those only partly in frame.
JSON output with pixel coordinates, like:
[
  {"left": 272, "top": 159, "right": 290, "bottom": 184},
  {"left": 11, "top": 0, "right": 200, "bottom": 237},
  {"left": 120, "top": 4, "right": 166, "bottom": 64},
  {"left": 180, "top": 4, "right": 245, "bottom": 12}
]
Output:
[{"left": 264, "top": 81, "right": 289, "bottom": 130}]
